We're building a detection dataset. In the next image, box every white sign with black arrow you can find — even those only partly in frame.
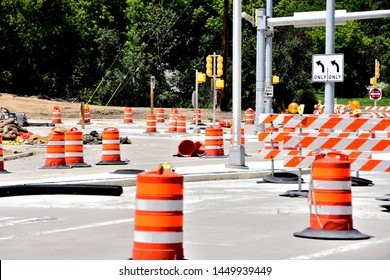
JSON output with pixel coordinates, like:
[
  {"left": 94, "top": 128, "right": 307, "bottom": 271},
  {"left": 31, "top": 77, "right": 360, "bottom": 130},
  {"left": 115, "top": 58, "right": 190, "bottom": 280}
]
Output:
[{"left": 312, "top": 54, "right": 344, "bottom": 83}]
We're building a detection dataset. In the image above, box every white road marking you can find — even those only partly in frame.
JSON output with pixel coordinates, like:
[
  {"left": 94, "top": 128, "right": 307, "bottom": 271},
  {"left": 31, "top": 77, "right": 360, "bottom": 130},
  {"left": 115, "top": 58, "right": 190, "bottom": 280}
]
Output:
[
  {"left": 0, "top": 218, "right": 134, "bottom": 240},
  {"left": 0, "top": 217, "right": 56, "bottom": 227},
  {"left": 290, "top": 237, "right": 390, "bottom": 259}
]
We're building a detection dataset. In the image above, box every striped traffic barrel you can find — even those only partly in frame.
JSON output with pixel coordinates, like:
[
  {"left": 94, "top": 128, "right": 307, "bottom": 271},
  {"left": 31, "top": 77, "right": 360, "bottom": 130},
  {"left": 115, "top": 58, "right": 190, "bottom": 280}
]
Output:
[
  {"left": 132, "top": 164, "right": 184, "bottom": 260},
  {"left": 0, "top": 135, "right": 6, "bottom": 173},
  {"left": 294, "top": 152, "right": 369, "bottom": 240},
  {"left": 192, "top": 109, "right": 202, "bottom": 124},
  {"left": 205, "top": 126, "right": 224, "bottom": 157},
  {"left": 79, "top": 104, "right": 91, "bottom": 124},
  {"left": 230, "top": 127, "right": 245, "bottom": 145},
  {"left": 170, "top": 108, "right": 179, "bottom": 118},
  {"left": 42, "top": 128, "right": 68, "bottom": 169},
  {"left": 51, "top": 105, "right": 62, "bottom": 124},
  {"left": 176, "top": 115, "right": 187, "bottom": 133},
  {"left": 219, "top": 119, "right": 233, "bottom": 128},
  {"left": 145, "top": 114, "right": 157, "bottom": 133},
  {"left": 65, "top": 128, "right": 90, "bottom": 167},
  {"left": 97, "top": 127, "right": 127, "bottom": 165},
  {"left": 123, "top": 107, "right": 133, "bottom": 123},
  {"left": 245, "top": 108, "right": 255, "bottom": 124},
  {"left": 156, "top": 108, "right": 165, "bottom": 123},
  {"left": 168, "top": 115, "right": 177, "bottom": 132}
]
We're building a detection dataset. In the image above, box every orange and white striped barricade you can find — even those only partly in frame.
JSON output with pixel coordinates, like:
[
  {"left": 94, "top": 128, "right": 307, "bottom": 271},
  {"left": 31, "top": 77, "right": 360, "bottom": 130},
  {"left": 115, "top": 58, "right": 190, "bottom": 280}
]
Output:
[
  {"left": 156, "top": 108, "right": 165, "bottom": 123},
  {"left": 145, "top": 114, "right": 158, "bottom": 133},
  {"left": 97, "top": 127, "right": 128, "bottom": 165},
  {"left": 42, "top": 128, "right": 70, "bottom": 169},
  {"left": 294, "top": 152, "right": 370, "bottom": 240},
  {"left": 176, "top": 115, "right": 187, "bottom": 133},
  {"left": 51, "top": 105, "right": 62, "bottom": 124},
  {"left": 79, "top": 104, "right": 91, "bottom": 124},
  {"left": 167, "top": 115, "right": 177, "bottom": 132},
  {"left": 219, "top": 119, "right": 233, "bottom": 128},
  {"left": 132, "top": 164, "right": 184, "bottom": 260},
  {"left": 245, "top": 108, "right": 255, "bottom": 124},
  {"left": 192, "top": 109, "right": 202, "bottom": 124},
  {"left": 123, "top": 107, "right": 133, "bottom": 123},
  {"left": 204, "top": 126, "right": 225, "bottom": 157},
  {"left": 363, "top": 106, "right": 390, "bottom": 112},
  {"left": 283, "top": 136, "right": 390, "bottom": 152},
  {"left": 0, "top": 135, "right": 9, "bottom": 173},
  {"left": 65, "top": 128, "right": 91, "bottom": 167}
]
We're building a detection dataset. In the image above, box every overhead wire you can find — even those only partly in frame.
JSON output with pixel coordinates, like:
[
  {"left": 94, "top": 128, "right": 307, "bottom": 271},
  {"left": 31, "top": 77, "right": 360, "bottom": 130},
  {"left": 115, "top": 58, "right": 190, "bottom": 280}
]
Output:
[{"left": 100, "top": 0, "right": 192, "bottom": 110}]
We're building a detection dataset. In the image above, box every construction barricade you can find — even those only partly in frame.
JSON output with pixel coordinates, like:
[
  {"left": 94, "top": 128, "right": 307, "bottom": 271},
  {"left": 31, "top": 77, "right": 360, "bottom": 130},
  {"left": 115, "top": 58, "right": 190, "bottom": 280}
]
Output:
[
  {"left": 65, "top": 128, "right": 91, "bottom": 167},
  {"left": 0, "top": 134, "right": 8, "bottom": 173},
  {"left": 204, "top": 126, "right": 225, "bottom": 157},
  {"left": 97, "top": 127, "right": 127, "bottom": 165},
  {"left": 123, "top": 107, "right": 133, "bottom": 123},
  {"left": 132, "top": 164, "right": 184, "bottom": 260},
  {"left": 145, "top": 114, "right": 157, "bottom": 133},
  {"left": 176, "top": 115, "right": 187, "bottom": 133},
  {"left": 42, "top": 128, "right": 70, "bottom": 169},
  {"left": 156, "top": 108, "right": 165, "bottom": 123},
  {"left": 245, "top": 108, "right": 255, "bottom": 124},
  {"left": 294, "top": 152, "right": 370, "bottom": 240},
  {"left": 52, "top": 105, "right": 62, "bottom": 124}
]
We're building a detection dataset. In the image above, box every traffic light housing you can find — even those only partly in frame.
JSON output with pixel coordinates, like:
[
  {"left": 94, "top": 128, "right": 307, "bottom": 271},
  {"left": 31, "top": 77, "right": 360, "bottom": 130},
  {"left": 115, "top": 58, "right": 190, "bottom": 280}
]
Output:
[
  {"left": 215, "top": 79, "right": 224, "bottom": 89},
  {"left": 197, "top": 72, "right": 206, "bottom": 83},
  {"left": 272, "top": 75, "right": 280, "bottom": 84},
  {"left": 375, "top": 60, "right": 380, "bottom": 78},
  {"left": 206, "top": 55, "right": 213, "bottom": 77},
  {"left": 217, "top": 55, "right": 223, "bottom": 77},
  {"left": 370, "top": 77, "right": 377, "bottom": 86}
]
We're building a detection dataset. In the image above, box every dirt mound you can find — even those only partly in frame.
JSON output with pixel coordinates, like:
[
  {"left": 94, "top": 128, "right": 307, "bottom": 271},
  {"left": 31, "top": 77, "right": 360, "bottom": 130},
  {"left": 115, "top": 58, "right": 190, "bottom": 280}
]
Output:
[{"left": 0, "top": 93, "right": 233, "bottom": 121}]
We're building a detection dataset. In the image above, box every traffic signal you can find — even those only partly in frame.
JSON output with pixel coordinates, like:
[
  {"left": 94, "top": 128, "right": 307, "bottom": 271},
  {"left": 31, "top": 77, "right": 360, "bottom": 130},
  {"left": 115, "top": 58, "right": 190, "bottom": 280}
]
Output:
[
  {"left": 272, "top": 75, "right": 280, "bottom": 84},
  {"left": 370, "top": 77, "right": 377, "bottom": 86},
  {"left": 206, "top": 55, "right": 213, "bottom": 77},
  {"left": 215, "top": 79, "right": 224, "bottom": 89},
  {"left": 375, "top": 60, "right": 380, "bottom": 78},
  {"left": 217, "top": 55, "right": 223, "bottom": 77},
  {"left": 197, "top": 72, "right": 206, "bottom": 83}
]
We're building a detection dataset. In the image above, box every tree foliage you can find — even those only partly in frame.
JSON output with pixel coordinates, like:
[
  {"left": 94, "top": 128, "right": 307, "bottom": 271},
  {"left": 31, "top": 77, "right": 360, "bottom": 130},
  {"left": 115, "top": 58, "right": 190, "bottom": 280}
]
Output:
[{"left": 0, "top": 0, "right": 389, "bottom": 111}]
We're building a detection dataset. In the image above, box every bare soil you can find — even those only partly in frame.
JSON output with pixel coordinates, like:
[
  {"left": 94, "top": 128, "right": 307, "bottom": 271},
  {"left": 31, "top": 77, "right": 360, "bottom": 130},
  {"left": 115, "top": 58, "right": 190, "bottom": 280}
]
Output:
[{"left": 0, "top": 92, "right": 233, "bottom": 121}]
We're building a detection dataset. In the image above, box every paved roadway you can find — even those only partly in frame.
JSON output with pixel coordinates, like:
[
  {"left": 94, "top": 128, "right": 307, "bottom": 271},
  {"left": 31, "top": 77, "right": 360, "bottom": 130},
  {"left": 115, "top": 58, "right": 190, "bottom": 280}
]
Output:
[{"left": 0, "top": 118, "right": 389, "bottom": 260}]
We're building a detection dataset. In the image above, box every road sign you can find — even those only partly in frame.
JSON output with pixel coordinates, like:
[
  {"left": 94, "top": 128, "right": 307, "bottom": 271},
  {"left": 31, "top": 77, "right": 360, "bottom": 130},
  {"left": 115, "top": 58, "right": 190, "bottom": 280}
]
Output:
[
  {"left": 264, "top": 85, "right": 274, "bottom": 97},
  {"left": 312, "top": 54, "right": 344, "bottom": 82},
  {"left": 369, "top": 87, "right": 382, "bottom": 100}
]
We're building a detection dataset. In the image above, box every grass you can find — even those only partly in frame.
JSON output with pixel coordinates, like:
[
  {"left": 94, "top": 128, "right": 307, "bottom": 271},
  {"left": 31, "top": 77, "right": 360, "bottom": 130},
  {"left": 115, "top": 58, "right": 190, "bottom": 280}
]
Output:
[{"left": 316, "top": 93, "right": 389, "bottom": 106}]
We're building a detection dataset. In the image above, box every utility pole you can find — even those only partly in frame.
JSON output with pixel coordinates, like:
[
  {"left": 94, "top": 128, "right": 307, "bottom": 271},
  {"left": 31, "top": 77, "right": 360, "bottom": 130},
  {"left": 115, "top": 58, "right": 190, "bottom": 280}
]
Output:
[
  {"left": 265, "top": 0, "right": 273, "bottom": 114},
  {"left": 324, "top": 0, "right": 336, "bottom": 114},
  {"left": 220, "top": 0, "right": 229, "bottom": 111}
]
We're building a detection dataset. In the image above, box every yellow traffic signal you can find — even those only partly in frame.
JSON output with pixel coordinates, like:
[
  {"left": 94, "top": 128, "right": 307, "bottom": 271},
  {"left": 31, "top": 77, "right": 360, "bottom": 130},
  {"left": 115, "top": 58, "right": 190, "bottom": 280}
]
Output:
[
  {"left": 272, "top": 75, "right": 280, "bottom": 84},
  {"left": 206, "top": 55, "right": 213, "bottom": 77},
  {"left": 197, "top": 72, "right": 206, "bottom": 83},
  {"left": 215, "top": 78, "right": 224, "bottom": 89},
  {"left": 375, "top": 60, "right": 380, "bottom": 78},
  {"left": 217, "top": 55, "right": 223, "bottom": 77},
  {"left": 370, "top": 77, "right": 377, "bottom": 86}
]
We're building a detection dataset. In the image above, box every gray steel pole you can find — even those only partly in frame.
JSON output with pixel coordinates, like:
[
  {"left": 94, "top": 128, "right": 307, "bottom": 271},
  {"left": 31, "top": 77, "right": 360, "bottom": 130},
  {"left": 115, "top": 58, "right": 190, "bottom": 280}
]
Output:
[
  {"left": 193, "top": 70, "right": 200, "bottom": 134},
  {"left": 228, "top": 0, "right": 246, "bottom": 167},
  {"left": 265, "top": 0, "right": 273, "bottom": 114},
  {"left": 324, "top": 0, "right": 336, "bottom": 114},
  {"left": 255, "top": 8, "right": 266, "bottom": 133}
]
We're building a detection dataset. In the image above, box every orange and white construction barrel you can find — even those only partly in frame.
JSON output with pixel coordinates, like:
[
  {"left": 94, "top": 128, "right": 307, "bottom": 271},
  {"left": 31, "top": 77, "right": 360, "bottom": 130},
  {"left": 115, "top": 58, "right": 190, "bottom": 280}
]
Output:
[
  {"left": 97, "top": 127, "right": 127, "bottom": 165},
  {"left": 124, "top": 107, "right": 133, "bottom": 123},
  {"left": 52, "top": 105, "right": 62, "bottom": 124},
  {"left": 245, "top": 108, "right": 255, "bottom": 124},
  {"left": 230, "top": 127, "right": 245, "bottom": 145},
  {"left": 192, "top": 109, "right": 202, "bottom": 124},
  {"left": 168, "top": 115, "right": 177, "bottom": 132},
  {"left": 42, "top": 128, "right": 69, "bottom": 169},
  {"left": 176, "top": 115, "right": 187, "bottom": 133},
  {"left": 65, "top": 128, "right": 91, "bottom": 167},
  {"left": 204, "top": 126, "right": 225, "bottom": 157},
  {"left": 132, "top": 164, "right": 184, "bottom": 260},
  {"left": 0, "top": 135, "right": 8, "bottom": 173},
  {"left": 145, "top": 114, "right": 157, "bottom": 133},
  {"left": 294, "top": 152, "right": 370, "bottom": 240},
  {"left": 79, "top": 104, "right": 91, "bottom": 124},
  {"left": 156, "top": 108, "right": 165, "bottom": 123}
]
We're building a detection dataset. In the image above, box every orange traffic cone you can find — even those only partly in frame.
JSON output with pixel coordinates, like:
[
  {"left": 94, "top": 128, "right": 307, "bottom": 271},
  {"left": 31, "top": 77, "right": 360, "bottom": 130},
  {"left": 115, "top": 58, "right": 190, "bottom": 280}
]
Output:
[
  {"left": 97, "top": 127, "right": 128, "bottom": 165},
  {"left": 132, "top": 164, "right": 184, "bottom": 260},
  {"left": 42, "top": 128, "right": 70, "bottom": 169},
  {"left": 294, "top": 152, "right": 370, "bottom": 240}
]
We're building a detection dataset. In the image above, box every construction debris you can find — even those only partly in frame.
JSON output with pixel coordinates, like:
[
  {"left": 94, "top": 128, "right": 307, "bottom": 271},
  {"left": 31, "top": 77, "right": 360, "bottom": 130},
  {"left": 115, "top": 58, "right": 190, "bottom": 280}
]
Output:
[{"left": 0, "top": 119, "right": 29, "bottom": 140}]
